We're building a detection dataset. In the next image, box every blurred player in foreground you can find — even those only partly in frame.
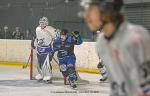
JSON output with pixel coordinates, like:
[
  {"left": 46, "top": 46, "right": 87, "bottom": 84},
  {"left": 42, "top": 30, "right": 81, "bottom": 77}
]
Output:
[
  {"left": 32, "top": 17, "right": 57, "bottom": 83},
  {"left": 81, "top": 0, "right": 109, "bottom": 82},
  {"left": 81, "top": 0, "right": 150, "bottom": 96},
  {"left": 53, "top": 29, "right": 83, "bottom": 89}
]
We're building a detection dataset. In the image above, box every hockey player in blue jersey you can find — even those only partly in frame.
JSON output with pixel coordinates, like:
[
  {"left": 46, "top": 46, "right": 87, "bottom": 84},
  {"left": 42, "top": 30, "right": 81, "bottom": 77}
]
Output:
[{"left": 53, "top": 29, "right": 83, "bottom": 89}]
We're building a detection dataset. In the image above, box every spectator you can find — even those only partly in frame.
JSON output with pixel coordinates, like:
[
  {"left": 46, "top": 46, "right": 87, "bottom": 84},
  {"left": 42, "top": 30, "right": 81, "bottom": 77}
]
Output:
[
  {"left": 12, "top": 27, "right": 24, "bottom": 40},
  {"left": 3, "top": 25, "right": 12, "bottom": 39},
  {"left": 25, "top": 29, "right": 33, "bottom": 40}
]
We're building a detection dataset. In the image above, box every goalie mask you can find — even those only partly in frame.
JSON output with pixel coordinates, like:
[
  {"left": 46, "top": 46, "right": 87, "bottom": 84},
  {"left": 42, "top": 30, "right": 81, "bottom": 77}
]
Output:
[{"left": 39, "top": 17, "right": 49, "bottom": 29}]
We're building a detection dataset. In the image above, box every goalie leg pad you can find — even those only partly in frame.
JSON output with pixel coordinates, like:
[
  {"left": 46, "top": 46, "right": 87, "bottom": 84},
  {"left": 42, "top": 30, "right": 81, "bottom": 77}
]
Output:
[
  {"left": 37, "top": 53, "right": 53, "bottom": 80},
  {"left": 37, "top": 53, "right": 47, "bottom": 69},
  {"left": 42, "top": 54, "right": 52, "bottom": 80},
  {"left": 36, "top": 53, "right": 48, "bottom": 78}
]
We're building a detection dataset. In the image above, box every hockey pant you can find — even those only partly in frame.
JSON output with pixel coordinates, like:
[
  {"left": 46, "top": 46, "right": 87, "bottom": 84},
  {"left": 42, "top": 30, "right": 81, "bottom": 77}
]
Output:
[{"left": 59, "top": 55, "right": 77, "bottom": 82}]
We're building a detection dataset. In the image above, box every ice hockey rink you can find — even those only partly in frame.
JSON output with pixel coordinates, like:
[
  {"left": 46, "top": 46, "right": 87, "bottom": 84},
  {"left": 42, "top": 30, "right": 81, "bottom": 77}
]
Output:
[{"left": 0, "top": 66, "right": 110, "bottom": 96}]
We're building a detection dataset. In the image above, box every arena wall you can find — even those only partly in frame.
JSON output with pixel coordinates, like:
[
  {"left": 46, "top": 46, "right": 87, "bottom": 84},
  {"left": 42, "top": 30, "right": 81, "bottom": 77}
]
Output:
[{"left": 0, "top": 39, "right": 99, "bottom": 74}]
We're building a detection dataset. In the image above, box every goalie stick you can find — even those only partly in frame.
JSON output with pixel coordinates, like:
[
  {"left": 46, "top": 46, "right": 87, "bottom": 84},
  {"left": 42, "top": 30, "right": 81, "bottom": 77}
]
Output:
[{"left": 22, "top": 49, "right": 32, "bottom": 69}]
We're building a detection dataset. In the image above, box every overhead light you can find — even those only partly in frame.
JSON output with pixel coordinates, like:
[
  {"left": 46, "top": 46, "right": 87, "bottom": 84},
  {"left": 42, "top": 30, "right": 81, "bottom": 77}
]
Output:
[
  {"left": 65, "top": 0, "right": 69, "bottom": 3},
  {"left": 7, "top": 3, "right": 11, "bottom": 8}
]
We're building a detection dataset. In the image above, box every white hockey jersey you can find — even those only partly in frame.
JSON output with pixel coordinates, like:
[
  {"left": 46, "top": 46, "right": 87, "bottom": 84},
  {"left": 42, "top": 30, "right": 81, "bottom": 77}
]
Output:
[
  {"left": 96, "top": 21, "right": 150, "bottom": 96},
  {"left": 35, "top": 26, "right": 57, "bottom": 47}
]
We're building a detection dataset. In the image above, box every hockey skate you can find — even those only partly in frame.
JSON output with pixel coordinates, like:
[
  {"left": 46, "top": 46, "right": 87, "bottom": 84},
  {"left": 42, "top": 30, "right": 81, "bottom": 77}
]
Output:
[
  {"left": 69, "top": 80, "right": 77, "bottom": 89},
  {"left": 99, "top": 71, "right": 108, "bottom": 82},
  {"left": 100, "top": 76, "right": 108, "bottom": 82},
  {"left": 43, "top": 76, "right": 52, "bottom": 84},
  {"left": 35, "top": 74, "right": 43, "bottom": 82}
]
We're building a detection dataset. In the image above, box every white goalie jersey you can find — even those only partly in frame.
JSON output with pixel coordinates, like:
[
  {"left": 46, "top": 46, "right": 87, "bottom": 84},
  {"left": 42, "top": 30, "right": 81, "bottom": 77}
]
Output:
[{"left": 35, "top": 26, "right": 57, "bottom": 47}]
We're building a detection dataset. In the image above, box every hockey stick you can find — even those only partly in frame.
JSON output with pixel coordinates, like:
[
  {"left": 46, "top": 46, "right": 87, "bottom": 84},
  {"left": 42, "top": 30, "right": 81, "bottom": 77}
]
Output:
[{"left": 22, "top": 50, "right": 32, "bottom": 69}]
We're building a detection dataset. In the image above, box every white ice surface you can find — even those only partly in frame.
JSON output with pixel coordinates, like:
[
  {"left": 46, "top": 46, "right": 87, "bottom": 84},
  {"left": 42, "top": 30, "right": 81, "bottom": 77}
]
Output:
[{"left": 0, "top": 66, "right": 110, "bottom": 96}]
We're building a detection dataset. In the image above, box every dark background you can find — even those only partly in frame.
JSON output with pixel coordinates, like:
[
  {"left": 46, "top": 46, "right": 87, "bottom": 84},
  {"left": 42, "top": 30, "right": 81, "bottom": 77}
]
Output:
[{"left": 0, "top": 0, "right": 149, "bottom": 41}]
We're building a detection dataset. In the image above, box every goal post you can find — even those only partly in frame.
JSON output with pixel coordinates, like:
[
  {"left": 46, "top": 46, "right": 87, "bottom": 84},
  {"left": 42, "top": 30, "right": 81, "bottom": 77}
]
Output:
[{"left": 29, "top": 49, "right": 33, "bottom": 80}]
